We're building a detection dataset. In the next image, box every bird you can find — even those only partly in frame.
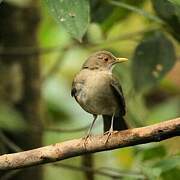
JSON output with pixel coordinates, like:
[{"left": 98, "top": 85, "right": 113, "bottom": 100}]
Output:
[{"left": 71, "top": 51, "right": 128, "bottom": 142}]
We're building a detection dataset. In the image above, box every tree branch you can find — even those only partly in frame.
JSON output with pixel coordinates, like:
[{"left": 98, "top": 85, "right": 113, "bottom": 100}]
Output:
[{"left": 0, "top": 118, "right": 179, "bottom": 170}]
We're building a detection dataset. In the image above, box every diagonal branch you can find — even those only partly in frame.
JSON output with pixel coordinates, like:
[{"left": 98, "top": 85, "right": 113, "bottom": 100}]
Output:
[{"left": 0, "top": 118, "right": 179, "bottom": 170}]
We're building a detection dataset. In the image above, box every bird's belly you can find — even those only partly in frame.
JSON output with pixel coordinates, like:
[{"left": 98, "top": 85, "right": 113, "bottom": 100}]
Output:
[
  {"left": 84, "top": 95, "right": 118, "bottom": 115},
  {"left": 76, "top": 75, "right": 119, "bottom": 115}
]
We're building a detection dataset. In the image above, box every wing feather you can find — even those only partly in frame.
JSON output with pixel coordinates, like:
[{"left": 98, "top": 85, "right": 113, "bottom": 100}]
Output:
[{"left": 110, "top": 77, "right": 126, "bottom": 115}]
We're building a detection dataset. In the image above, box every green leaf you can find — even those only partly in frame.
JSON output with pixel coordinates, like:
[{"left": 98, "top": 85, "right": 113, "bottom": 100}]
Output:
[
  {"left": 45, "top": 0, "right": 90, "bottom": 41},
  {"left": 153, "top": 156, "right": 180, "bottom": 172},
  {"left": 141, "top": 145, "right": 166, "bottom": 161},
  {"left": 90, "top": 0, "right": 115, "bottom": 23},
  {"left": 161, "top": 168, "right": 180, "bottom": 180},
  {"left": 132, "top": 31, "right": 176, "bottom": 91},
  {"left": 142, "top": 166, "right": 161, "bottom": 180},
  {"left": 168, "top": 0, "right": 180, "bottom": 6},
  {"left": 152, "top": 0, "right": 180, "bottom": 41},
  {"left": 142, "top": 156, "right": 180, "bottom": 179}
]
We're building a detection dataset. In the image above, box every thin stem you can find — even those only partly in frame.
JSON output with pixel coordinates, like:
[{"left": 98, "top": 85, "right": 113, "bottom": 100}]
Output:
[
  {"left": 0, "top": 29, "right": 159, "bottom": 57},
  {"left": 53, "top": 163, "right": 146, "bottom": 179},
  {"left": 82, "top": 154, "right": 95, "bottom": 180},
  {"left": 45, "top": 124, "right": 89, "bottom": 133},
  {"left": 0, "top": 169, "right": 22, "bottom": 180},
  {"left": 98, "top": 167, "right": 146, "bottom": 179},
  {"left": 108, "top": 0, "right": 163, "bottom": 24},
  {"left": 0, "top": 131, "right": 22, "bottom": 152},
  {"left": 87, "top": 28, "right": 160, "bottom": 50}
]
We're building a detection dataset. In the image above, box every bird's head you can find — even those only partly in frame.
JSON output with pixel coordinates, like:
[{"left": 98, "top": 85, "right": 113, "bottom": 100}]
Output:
[{"left": 82, "top": 51, "right": 128, "bottom": 70}]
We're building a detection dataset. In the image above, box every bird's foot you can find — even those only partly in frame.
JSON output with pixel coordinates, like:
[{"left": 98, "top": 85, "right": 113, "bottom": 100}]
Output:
[
  {"left": 104, "top": 129, "right": 117, "bottom": 144},
  {"left": 82, "top": 134, "right": 91, "bottom": 149}
]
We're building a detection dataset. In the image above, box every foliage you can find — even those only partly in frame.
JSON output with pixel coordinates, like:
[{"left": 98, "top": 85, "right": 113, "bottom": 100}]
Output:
[
  {"left": 0, "top": 0, "right": 180, "bottom": 180},
  {"left": 42, "top": 0, "right": 180, "bottom": 179},
  {"left": 132, "top": 31, "right": 176, "bottom": 91},
  {"left": 45, "top": 0, "right": 90, "bottom": 41},
  {"left": 152, "top": 0, "right": 180, "bottom": 41}
]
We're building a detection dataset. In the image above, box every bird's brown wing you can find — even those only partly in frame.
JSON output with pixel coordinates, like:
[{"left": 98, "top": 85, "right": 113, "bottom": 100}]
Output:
[
  {"left": 71, "top": 81, "right": 76, "bottom": 97},
  {"left": 71, "top": 80, "right": 79, "bottom": 104},
  {"left": 103, "top": 76, "right": 127, "bottom": 132},
  {"left": 110, "top": 76, "right": 126, "bottom": 116}
]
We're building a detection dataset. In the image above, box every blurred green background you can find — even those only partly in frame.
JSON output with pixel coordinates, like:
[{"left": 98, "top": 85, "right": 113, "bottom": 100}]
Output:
[{"left": 0, "top": 0, "right": 180, "bottom": 180}]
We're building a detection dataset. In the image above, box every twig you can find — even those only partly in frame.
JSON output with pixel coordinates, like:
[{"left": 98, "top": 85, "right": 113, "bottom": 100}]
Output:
[
  {"left": 0, "top": 117, "right": 179, "bottom": 170},
  {"left": 45, "top": 124, "right": 89, "bottom": 133},
  {"left": 0, "top": 42, "right": 74, "bottom": 57},
  {"left": 0, "top": 29, "right": 156, "bottom": 57},
  {"left": 82, "top": 154, "right": 95, "bottom": 180},
  {"left": 0, "top": 45, "right": 62, "bottom": 57},
  {"left": 108, "top": 0, "right": 163, "bottom": 24},
  {"left": 53, "top": 163, "right": 118, "bottom": 179},
  {"left": 0, "top": 131, "right": 22, "bottom": 152},
  {"left": 41, "top": 42, "right": 75, "bottom": 81},
  {"left": 42, "top": 53, "right": 64, "bottom": 81},
  {"left": 0, "top": 170, "right": 22, "bottom": 180},
  {"left": 53, "top": 163, "right": 145, "bottom": 179},
  {"left": 88, "top": 28, "right": 160, "bottom": 50},
  {"left": 97, "top": 167, "right": 145, "bottom": 178},
  {"left": 0, "top": 132, "right": 22, "bottom": 179}
]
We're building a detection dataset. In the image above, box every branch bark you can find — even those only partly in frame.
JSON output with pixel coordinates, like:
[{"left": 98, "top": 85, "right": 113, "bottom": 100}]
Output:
[{"left": 0, "top": 118, "right": 179, "bottom": 170}]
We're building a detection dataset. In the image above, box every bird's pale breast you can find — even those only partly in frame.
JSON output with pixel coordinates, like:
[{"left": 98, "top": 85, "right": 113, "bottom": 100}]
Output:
[{"left": 74, "top": 69, "right": 119, "bottom": 115}]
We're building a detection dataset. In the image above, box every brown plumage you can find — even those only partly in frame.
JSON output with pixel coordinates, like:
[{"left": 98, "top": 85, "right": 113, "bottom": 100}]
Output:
[{"left": 71, "top": 51, "right": 128, "bottom": 138}]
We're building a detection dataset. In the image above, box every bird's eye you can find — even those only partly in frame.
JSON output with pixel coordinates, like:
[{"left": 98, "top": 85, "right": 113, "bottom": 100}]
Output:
[{"left": 104, "top": 57, "right": 108, "bottom": 62}]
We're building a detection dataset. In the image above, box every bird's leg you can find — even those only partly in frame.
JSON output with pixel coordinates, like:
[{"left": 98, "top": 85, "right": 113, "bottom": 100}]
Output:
[
  {"left": 84, "top": 115, "right": 97, "bottom": 143},
  {"left": 104, "top": 113, "right": 115, "bottom": 144}
]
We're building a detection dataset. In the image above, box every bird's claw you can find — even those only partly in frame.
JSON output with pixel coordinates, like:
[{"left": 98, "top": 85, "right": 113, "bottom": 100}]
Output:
[
  {"left": 104, "top": 129, "right": 117, "bottom": 144},
  {"left": 82, "top": 134, "right": 91, "bottom": 149}
]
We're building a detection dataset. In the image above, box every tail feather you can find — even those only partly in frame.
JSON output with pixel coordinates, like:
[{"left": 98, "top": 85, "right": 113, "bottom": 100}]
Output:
[{"left": 103, "top": 114, "right": 128, "bottom": 132}]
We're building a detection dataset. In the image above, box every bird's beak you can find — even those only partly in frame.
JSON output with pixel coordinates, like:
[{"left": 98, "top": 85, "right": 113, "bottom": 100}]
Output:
[
  {"left": 115, "top": 57, "right": 128, "bottom": 63},
  {"left": 109, "top": 57, "right": 128, "bottom": 69}
]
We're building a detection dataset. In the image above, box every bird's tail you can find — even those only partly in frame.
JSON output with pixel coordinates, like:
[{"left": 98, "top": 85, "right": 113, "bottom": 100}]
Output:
[{"left": 103, "top": 114, "right": 128, "bottom": 132}]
